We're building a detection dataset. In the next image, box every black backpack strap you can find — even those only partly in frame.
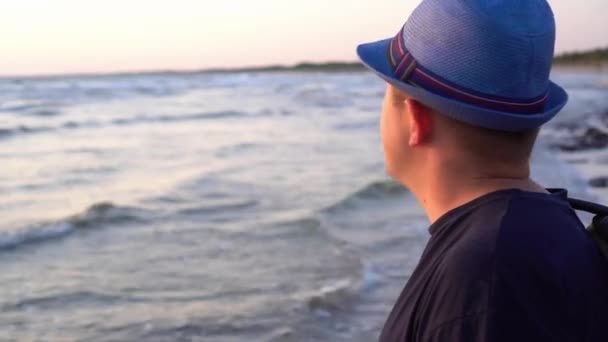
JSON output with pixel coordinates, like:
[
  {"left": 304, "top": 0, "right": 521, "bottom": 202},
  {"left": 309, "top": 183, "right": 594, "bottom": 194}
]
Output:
[
  {"left": 547, "top": 188, "right": 608, "bottom": 261},
  {"left": 587, "top": 216, "right": 608, "bottom": 260}
]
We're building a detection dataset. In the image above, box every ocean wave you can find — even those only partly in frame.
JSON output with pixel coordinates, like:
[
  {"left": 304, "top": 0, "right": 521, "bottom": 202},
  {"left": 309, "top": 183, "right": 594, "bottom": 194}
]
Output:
[
  {"left": 0, "top": 125, "right": 53, "bottom": 139},
  {"left": 0, "top": 99, "right": 59, "bottom": 114},
  {"left": 324, "top": 180, "right": 406, "bottom": 214},
  {"left": 1, "top": 74, "right": 202, "bottom": 111},
  {"left": 294, "top": 88, "right": 353, "bottom": 108},
  {"left": 545, "top": 110, "right": 608, "bottom": 152},
  {"left": 332, "top": 118, "right": 376, "bottom": 131},
  {"left": 0, "top": 110, "right": 252, "bottom": 140},
  {"left": 589, "top": 177, "right": 608, "bottom": 189},
  {"left": 307, "top": 279, "right": 357, "bottom": 314},
  {"left": 349, "top": 180, "right": 405, "bottom": 199},
  {"left": 131, "top": 320, "right": 276, "bottom": 342},
  {"left": 3, "top": 290, "right": 128, "bottom": 311},
  {"left": 176, "top": 199, "right": 259, "bottom": 216},
  {"left": 110, "top": 110, "right": 250, "bottom": 126},
  {"left": 305, "top": 264, "right": 381, "bottom": 316},
  {"left": 0, "top": 202, "right": 147, "bottom": 251}
]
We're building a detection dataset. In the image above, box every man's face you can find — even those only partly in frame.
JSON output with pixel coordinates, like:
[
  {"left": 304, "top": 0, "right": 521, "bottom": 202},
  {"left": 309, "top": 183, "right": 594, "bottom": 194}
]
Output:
[{"left": 380, "top": 85, "right": 412, "bottom": 182}]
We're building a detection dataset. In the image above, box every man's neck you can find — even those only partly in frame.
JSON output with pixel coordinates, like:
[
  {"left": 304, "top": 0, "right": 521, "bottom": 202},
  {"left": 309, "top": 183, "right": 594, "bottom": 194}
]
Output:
[{"left": 409, "top": 164, "right": 546, "bottom": 223}]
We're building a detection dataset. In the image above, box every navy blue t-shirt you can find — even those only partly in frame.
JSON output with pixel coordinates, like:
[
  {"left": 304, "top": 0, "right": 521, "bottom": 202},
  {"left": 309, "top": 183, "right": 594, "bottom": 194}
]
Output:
[{"left": 380, "top": 189, "right": 608, "bottom": 342}]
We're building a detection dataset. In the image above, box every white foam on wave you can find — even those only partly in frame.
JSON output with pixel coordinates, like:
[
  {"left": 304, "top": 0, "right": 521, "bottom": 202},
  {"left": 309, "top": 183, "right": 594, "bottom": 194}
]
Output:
[
  {"left": 0, "top": 201, "right": 145, "bottom": 251},
  {"left": 0, "top": 222, "right": 74, "bottom": 250},
  {"left": 307, "top": 278, "right": 356, "bottom": 317},
  {"left": 303, "top": 262, "right": 385, "bottom": 319}
]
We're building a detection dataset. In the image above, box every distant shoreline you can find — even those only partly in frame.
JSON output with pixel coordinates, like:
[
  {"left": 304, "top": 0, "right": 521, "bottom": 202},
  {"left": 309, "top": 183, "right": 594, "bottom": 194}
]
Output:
[
  {"left": 222, "top": 48, "right": 608, "bottom": 73},
  {"left": 553, "top": 63, "right": 608, "bottom": 73},
  {"left": 2, "top": 47, "right": 606, "bottom": 79},
  {"left": 203, "top": 62, "right": 367, "bottom": 74},
  {"left": 0, "top": 62, "right": 368, "bottom": 80},
  {"left": 553, "top": 47, "right": 608, "bottom": 67}
]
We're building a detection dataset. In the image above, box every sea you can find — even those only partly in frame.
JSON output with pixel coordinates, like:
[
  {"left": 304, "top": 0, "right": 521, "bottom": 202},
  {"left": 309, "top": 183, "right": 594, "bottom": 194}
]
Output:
[{"left": 1, "top": 69, "right": 607, "bottom": 341}]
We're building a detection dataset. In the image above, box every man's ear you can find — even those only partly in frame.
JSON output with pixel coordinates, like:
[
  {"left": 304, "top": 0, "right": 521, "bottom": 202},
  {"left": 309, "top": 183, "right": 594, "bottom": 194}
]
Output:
[{"left": 404, "top": 98, "right": 433, "bottom": 146}]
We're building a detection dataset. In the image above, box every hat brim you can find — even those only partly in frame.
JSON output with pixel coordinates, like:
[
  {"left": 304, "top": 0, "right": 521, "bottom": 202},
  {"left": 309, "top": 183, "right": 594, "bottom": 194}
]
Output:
[{"left": 357, "top": 38, "right": 568, "bottom": 132}]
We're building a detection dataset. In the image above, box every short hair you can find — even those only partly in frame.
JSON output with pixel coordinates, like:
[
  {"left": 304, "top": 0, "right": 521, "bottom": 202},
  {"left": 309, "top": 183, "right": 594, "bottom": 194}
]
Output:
[{"left": 436, "top": 112, "right": 539, "bottom": 164}]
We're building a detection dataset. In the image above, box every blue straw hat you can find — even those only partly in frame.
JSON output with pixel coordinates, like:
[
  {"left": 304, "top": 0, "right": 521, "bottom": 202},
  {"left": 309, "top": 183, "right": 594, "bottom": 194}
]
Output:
[{"left": 357, "top": 0, "right": 568, "bottom": 132}]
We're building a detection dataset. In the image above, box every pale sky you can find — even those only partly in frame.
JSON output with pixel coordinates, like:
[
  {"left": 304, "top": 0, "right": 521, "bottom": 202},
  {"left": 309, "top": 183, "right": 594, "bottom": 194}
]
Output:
[{"left": 1, "top": 0, "right": 606, "bottom": 76}]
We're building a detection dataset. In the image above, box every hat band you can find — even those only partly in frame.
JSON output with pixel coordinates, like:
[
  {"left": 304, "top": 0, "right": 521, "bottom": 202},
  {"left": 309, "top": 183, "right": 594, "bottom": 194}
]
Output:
[{"left": 388, "top": 27, "right": 548, "bottom": 114}]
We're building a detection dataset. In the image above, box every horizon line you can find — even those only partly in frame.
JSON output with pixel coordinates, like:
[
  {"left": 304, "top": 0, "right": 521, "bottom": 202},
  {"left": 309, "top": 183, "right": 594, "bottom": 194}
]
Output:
[
  {"left": 2, "top": 46, "right": 607, "bottom": 80},
  {"left": 0, "top": 60, "right": 365, "bottom": 79}
]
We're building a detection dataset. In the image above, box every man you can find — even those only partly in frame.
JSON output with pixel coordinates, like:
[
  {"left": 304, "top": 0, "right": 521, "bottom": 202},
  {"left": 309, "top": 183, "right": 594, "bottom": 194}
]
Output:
[{"left": 356, "top": 0, "right": 608, "bottom": 341}]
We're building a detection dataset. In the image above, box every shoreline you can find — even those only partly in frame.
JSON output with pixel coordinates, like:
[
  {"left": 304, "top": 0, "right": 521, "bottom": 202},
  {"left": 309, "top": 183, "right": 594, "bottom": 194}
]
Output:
[
  {"left": 553, "top": 63, "right": 608, "bottom": 73},
  {"left": 2, "top": 61, "right": 607, "bottom": 81}
]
